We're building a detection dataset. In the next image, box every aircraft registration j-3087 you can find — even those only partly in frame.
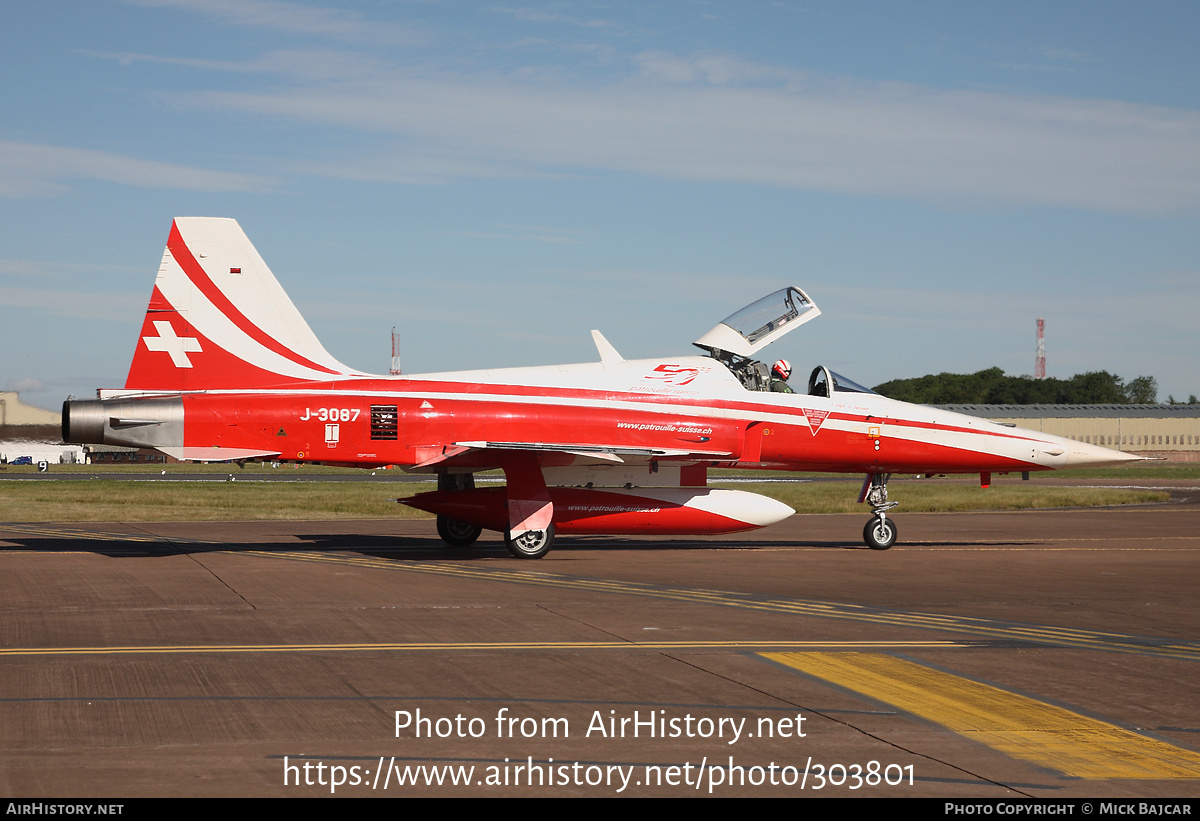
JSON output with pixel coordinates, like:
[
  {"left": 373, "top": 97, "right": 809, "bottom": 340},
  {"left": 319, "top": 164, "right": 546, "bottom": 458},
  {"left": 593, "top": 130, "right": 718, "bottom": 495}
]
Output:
[{"left": 63, "top": 218, "right": 1141, "bottom": 558}]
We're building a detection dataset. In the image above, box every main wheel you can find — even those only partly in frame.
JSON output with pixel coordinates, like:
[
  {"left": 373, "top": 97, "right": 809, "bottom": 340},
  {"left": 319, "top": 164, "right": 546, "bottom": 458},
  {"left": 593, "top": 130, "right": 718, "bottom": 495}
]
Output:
[
  {"left": 437, "top": 515, "right": 482, "bottom": 547},
  {"left": 505, "top": 523, "right": 556, "bottom": 559},
  {"left": 863, "top": 516, "right": 897, "bottom": 550}
]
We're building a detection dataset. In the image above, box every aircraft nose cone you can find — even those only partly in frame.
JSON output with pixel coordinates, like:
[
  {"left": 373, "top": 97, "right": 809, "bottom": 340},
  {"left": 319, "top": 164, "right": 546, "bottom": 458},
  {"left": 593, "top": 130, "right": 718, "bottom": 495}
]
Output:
[{"left": 1063, "top": 440, "right": 1145, "bottom": 469}]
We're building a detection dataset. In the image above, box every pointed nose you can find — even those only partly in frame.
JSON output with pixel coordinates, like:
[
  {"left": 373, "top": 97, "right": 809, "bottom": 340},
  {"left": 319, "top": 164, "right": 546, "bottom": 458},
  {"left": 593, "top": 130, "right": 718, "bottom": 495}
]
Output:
[{"left": 1063, "top": 440, "right": 1145, "bottom": 469}]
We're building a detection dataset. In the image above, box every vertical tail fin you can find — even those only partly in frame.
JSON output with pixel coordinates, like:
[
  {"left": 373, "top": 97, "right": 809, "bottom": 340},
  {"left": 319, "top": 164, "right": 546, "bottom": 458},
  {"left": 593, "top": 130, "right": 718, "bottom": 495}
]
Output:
[{"left": 124, "top": 218, "right": 357, "bottom": 391}]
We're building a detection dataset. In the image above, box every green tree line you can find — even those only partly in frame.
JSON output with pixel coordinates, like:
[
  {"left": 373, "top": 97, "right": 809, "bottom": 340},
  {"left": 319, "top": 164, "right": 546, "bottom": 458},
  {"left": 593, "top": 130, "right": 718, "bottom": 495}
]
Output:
[{"left": 871, "top": 367, "right": 1171, "bottom": 405}]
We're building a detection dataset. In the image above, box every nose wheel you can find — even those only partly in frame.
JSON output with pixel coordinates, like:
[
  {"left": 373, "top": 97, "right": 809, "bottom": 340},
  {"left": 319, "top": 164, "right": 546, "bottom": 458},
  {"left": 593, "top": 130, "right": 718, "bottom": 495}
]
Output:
[
  {"left": 863, "top": 515, "right": 897, "bottom": 550},
  {"left": 860, "top": 472, "right": 898, "bottom": 550}
]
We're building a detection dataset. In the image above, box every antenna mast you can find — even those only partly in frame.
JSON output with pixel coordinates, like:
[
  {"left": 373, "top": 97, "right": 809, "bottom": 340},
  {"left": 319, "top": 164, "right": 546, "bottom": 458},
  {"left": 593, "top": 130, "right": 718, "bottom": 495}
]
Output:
[
  {"left": 1034, "top": 317, "right": 1045, "bottom": 379},
  {"left": 390, "top": 327, "right": 402, "bottom": 375}
]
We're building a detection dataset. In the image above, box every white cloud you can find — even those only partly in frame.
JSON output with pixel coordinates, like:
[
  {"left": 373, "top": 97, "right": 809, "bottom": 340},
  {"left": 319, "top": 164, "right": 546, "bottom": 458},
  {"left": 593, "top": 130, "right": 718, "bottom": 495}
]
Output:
[
  {"left": 450, "top": 224, "right": 583, "bottom": 245},
  {"left": 1036, "top": 46, "right": 1097, "bottom": 64},
  {"left": 7, "top": 377, "right": 46, "bottom": 394},
  {"left": 0, "top": 258, "right": 140, "bottom": 280},
  {"left": 631, "top": 51, "right": 797, "bottom": 86},
  {"left": 123, "top": 0, "right": 419, "bottom": 45},
  {"left": 0, "top": 284, "right": 144, "bottom": 320},
  {"left": 493, "top": 6, "right": 621, "bottom": 30},
  {"left": 0, "top": 141, "right": 277, "bottom": 198},
  {"left": 87, "top": 48, "right": 387, "bottom": 82},
  {"left": 175, "top": 60, "right": 1200, "bottom": 213}
]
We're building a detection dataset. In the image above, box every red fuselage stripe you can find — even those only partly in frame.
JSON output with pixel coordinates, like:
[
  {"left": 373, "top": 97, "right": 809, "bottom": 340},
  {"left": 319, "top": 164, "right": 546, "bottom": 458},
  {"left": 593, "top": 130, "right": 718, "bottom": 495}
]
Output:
[{"left": 238, "top": 376, "right": 1042, "bottom": 446}]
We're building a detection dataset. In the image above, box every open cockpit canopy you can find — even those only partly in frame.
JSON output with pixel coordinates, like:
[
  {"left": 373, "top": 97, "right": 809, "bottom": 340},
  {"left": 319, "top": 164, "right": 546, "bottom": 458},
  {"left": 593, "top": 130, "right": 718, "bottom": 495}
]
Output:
[
  {"left": 694, "top": 287, "right": 877, "bottom": 396},
  {"left": 693, "top": 287, "right": 820, "bottom": 358}
]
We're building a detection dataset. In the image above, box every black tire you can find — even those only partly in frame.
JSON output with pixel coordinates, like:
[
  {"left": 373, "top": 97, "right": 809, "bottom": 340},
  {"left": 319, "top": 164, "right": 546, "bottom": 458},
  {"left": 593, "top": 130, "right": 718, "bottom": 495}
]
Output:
[
  {"left": 863, "top": 516, "right": 897, "bottom": 550},
  {"left": 505, "top": 523, "right": 556, "bottom": 559},
  {"left": 437, "top": 515, "right": 482, "bottom": 548}
]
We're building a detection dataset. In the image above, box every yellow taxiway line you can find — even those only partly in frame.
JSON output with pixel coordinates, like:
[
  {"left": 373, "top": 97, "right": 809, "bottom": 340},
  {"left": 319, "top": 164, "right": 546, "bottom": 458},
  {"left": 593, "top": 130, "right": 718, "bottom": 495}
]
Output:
[{"left": 765, "top": 652, "right": 1200, "bottom": 779}]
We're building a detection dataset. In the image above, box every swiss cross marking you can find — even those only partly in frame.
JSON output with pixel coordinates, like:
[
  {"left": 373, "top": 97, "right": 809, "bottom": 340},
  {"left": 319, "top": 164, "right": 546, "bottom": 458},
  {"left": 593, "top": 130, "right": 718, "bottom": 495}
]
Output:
[{"left": 143, "top": 320, "right": 202, "bottom": 368}]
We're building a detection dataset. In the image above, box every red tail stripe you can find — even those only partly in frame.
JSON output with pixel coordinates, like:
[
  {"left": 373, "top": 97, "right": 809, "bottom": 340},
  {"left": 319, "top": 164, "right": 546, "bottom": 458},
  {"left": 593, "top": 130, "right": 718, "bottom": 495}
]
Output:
[{"left": 166, "top": 222, "right": 342, "bottom": 377}]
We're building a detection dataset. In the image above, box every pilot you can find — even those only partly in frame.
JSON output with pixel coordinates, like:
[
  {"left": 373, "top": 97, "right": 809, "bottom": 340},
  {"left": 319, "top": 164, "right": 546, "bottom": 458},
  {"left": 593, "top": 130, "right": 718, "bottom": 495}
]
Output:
[{"left": 770, "top": 359, "right": 794, "bottom": 393}]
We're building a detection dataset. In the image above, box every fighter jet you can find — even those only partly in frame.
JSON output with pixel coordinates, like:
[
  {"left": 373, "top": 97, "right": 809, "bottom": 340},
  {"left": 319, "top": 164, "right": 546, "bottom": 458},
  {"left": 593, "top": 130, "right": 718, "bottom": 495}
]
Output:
[{"left": 63, "top": 218, "right": 1140, "bottom": 557}]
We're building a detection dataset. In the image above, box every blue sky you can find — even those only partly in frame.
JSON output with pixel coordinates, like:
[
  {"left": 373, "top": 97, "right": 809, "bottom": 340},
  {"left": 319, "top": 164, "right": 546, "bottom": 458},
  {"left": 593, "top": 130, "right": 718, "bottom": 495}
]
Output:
[{"left": 2, "top": 1, "right": 1198, "bottom": 410}]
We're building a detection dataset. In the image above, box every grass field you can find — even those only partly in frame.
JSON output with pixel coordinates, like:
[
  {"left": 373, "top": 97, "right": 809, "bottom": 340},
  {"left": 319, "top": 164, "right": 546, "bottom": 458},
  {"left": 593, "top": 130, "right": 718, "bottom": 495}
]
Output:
[
  {"left": 0, "top": 462, "right": 375, "bottom": 475},
  {"left": 713, "top": 478, "right": 1168, "bottom": 514},
  {"left": 0, "top": 463, "right": 1177, "bottom": 522}
]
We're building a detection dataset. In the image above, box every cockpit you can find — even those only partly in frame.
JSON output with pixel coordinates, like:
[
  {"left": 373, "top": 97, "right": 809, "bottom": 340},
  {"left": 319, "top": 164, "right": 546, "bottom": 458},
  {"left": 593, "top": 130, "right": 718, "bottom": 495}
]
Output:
[
  {"left": 693, "top": 287, "right": 877, "bottom": 397},
  {"left": 804, "top": 365, "right": 878, "bottom": 398}
]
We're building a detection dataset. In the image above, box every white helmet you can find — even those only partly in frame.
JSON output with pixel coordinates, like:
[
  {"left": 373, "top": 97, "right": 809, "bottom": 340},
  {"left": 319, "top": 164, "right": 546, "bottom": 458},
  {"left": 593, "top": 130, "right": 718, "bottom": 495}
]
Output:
[{"left": 772, "top": 359, "right": 792, "bottom": 380}]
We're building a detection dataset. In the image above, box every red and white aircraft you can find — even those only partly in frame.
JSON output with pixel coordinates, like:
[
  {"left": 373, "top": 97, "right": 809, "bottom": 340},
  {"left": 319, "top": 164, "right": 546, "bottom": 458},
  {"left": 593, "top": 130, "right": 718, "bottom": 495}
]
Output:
[{"left": 64, "top": 218, "right": 1140, "bottom": 557}]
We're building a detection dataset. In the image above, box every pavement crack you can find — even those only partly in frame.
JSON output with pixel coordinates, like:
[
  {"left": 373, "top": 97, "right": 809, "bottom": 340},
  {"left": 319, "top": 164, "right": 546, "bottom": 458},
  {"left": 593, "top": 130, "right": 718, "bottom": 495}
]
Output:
[
  {"left": 186, "top": 554, "right": 258, "bottom": 610},
  {"left": 125, "top": 522, "right": 257, "bottom": 610},
  {"left": 533, "top": 605, "right": 634, "bottom": 644}
]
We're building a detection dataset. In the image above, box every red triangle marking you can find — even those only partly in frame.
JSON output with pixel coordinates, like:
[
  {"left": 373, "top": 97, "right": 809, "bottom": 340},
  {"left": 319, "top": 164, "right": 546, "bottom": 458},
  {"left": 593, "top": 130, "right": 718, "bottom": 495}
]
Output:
[{"left": 803, "top": 408, "right": 830, "bottom": 436}]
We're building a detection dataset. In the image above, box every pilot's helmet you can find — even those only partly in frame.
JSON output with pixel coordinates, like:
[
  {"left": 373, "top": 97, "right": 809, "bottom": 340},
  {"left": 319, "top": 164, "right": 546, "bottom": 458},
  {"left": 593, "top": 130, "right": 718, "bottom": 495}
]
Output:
[{"left": 772, "top": 359, "right": 792, "bottom": 380}]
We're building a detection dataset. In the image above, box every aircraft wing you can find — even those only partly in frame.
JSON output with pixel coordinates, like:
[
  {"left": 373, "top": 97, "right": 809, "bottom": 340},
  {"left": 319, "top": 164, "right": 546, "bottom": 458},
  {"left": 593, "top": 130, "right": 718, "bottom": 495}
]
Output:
[
  {"left": 157, "top": 446, "right": 283, "bottom": 462},
  {"left": 409, "top": 440, "right": 732, "bottom": 471}
]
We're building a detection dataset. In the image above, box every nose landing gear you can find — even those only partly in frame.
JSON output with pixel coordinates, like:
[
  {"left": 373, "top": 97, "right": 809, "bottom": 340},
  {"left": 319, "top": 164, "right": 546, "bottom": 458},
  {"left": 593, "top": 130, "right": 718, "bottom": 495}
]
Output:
[
  {"left": 860, "top": 473, "right": 897, "bottom": 550},
  {"left": 863, "top": 514, "right": 897, "bottom": 550}
]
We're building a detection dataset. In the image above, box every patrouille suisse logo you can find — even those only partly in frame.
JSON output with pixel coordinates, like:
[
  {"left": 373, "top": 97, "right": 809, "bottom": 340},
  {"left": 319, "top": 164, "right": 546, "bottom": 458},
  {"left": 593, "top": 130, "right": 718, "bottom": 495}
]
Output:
[
  {"left": 802, "top": 408, "right": 829, "bottom": 436},
  {"left": 645, "top": 363, "right": 701, "bottom": 386}
]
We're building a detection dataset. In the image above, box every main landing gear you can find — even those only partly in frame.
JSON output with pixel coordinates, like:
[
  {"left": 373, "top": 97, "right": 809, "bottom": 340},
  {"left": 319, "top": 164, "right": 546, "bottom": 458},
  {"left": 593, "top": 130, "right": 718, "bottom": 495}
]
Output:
[
  {"left": 436, "top": 473, "right": 482, "bottom": 548},
  {"left": 505, "top": 523, "right": 556, "bottom": 559},
  {"left": 861, "top": 473, "right": 897, "bottom": 550},
  {"left": 437, "top": 515, "right": 482, "bottom": 547},
  {"left": 431, "top": 459, "right": 558, "bottom": 559}
]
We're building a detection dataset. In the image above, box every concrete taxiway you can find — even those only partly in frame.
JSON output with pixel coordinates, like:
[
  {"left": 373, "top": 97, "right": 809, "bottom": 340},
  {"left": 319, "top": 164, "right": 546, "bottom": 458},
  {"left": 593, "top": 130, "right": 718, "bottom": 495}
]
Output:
[{"left": 2, "top": 502, "right": 1199, "bottom": 797}]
